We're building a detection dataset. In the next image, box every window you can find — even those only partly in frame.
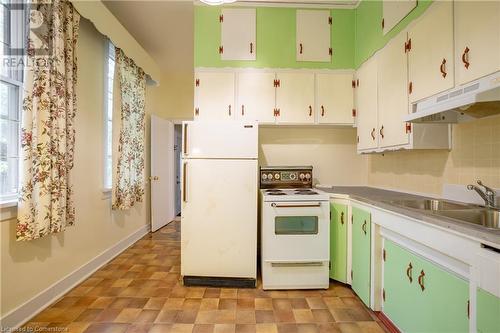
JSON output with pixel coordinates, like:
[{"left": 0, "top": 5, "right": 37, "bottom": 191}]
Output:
[
  {"left": 103, "top": 40, "right": 115, "bottom": 190},
  {"left": 0, "top": 0, "right": 25, "bottom": 203}
]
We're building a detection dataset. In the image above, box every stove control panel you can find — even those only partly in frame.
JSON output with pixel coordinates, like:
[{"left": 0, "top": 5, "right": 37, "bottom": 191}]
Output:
[{"left": 260, "top": 167, "right": 313, "bottom": 189}]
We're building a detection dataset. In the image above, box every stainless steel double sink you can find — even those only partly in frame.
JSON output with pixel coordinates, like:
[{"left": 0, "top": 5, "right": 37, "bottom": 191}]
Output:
[{"left": 383, "top": 199, "right": 500, "bottom": 230}]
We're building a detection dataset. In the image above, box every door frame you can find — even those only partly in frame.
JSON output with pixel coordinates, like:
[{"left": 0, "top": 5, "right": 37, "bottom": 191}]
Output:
[{"left": 171, "top": 119, "right": 190, "bottom": 222}]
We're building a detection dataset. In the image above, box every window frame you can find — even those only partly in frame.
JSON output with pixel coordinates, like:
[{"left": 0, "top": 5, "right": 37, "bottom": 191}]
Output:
[
  {"left": 103, "top": 39, "right": 115, "bottom": 193},
  {"left": 0, "top": 0, "right": 25, "bottom": 205}
]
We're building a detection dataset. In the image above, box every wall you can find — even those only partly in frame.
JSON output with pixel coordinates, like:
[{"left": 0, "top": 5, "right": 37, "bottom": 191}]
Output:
[
  {"left": 259, "top": 127, "right": 368, "bottom": 186},
  {"left": 195, "top": 6, "right": 354, "bottom": 69},
  {"left": 369, "top": 115, "right": 500, "bottom": 195},
  {"left": 0, "top": 18, "right": 163, "bottom": 320}
]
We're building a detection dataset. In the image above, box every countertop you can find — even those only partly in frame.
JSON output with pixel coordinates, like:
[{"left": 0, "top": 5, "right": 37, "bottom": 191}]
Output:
[{"left": 316, "top": 186, "right": 500, "bottom": 248}]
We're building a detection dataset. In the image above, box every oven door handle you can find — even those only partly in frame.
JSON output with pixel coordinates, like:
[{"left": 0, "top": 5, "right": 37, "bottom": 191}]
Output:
[
  {"left": 271, "top": 203, "right": 322, "bottom": 208},
  {"left": 267, "top": 260, "right": 326, "bottom": 267}
]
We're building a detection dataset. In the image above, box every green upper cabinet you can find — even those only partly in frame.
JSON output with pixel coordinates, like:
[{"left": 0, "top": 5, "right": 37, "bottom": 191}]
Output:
[
  {"left": 351, "top": 206, "right": 371, "bottom": 306},
  {"left": 330, "top": 203, "right": 348, "bottom": 282},
  {"left": 195, "top": 6, "right": 354, "bottom": 69},
  {"left": 383, "top": 239, "right": 469, "bottom": 333},
  {"left": 477, "top": 288, "right": 500, "bottom": 333}
]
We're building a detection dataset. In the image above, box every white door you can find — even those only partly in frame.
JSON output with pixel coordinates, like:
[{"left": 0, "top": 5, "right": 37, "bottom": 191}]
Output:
[
  {"left": 221, "top": 8, "right": 256, "bottom": 61},
  {"left": 237, "top": 72, "right": 276, "bottom": 123},
  {"left": 181, "top": 159, "right": 258, "bottom": 278},
  {"left": 151, "top": 115, "right": 175, "bottom": 232},
  {"left": 408, "top": 1, "right": 454, "bottom": 103},
  {"left": 378, "top": 30, "right": 410, "bottom": 148},
  {"left": 454, "top": 1, "right": 500, "bottom": 85},
  {"left": 296, "top": 10, "right": 331, "bottom": 62},
  {"left": 182, "top": 121, "right": 258, "bottom": 159},
  {"left": 276, "top": 72, "right": 315, "bottom": 124},
  {"left": 356, "top": 56, "right": 378, "bottom": 151},
  {"left": 382, "top": 0, "right": 417, "bottom": 35},
  {"left": 316, "top": 72, "right": 354, "bottom": 125},
  {"left": 195, "top": 72, "right": 235, "bottom": 120}
]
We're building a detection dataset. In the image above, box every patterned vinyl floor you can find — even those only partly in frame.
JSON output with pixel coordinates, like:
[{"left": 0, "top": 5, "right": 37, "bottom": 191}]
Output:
[{"left": 21, "top": 221, "right": 389, "bottom": 333}]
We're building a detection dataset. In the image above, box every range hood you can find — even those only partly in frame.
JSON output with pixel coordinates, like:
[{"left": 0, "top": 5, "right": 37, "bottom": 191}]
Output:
[{"left": 403, "top": 71, "right": 500, "bottom": 123}]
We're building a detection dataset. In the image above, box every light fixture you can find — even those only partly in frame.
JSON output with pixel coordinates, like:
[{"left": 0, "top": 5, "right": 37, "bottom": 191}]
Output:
[{"left": 200, "top": 0, "right": 237, "bottom": 5}]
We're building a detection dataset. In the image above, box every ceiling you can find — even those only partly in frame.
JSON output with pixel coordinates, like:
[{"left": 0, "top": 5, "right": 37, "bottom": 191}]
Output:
[{"left": 103, "top": 1, "right": 194, "bottom": 75}]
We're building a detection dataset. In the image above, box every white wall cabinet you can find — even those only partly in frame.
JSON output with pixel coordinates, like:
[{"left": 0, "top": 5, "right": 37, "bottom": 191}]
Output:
[
  {"left": 316, "top": 73, "right": 354, "bottom": 125},
  {"left": 382, "top": 0, "right": 417, "bottom": 35},
  {"left": 408, "top": 1, "right": 454, "bottom": 103},
  {"left": 296, "top": 10, "right": 331, "bottom": 62},
  {"left": 356, "top": 57, "right": 379, "bottom": 151},
  {"left": 454, "top": 1, "right": 500, "bottom": 86},
  {"left": 237, "top": 72, "right": 276, "bottom": 123},
  {"left": 220, "top": 8, "right": 256, "bottom": 61},
  {"left": 276, "top": 72, "right": 316, "bottom": 124},
  {"left": 377, "top": 31, "right": 409, "bottom": 149},
  {"left": 194, "top": 72, "right": 234, "bottom": 121}
]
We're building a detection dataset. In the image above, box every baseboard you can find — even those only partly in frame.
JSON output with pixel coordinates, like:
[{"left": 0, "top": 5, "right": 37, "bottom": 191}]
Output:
[
  {"left": 375, "top": 311, "right": 401, "bottom": 333},
  {"left": 0, "top": 224, "right": 150, "bottom": 330}
]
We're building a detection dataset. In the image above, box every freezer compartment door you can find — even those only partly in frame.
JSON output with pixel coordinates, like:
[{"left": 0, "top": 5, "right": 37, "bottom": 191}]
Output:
[
  {"left": 182, "top": 121, "right": 258, "bottom": 159},
  {"left": 181, "top": 159, "right": 258, "bottom": 278}
]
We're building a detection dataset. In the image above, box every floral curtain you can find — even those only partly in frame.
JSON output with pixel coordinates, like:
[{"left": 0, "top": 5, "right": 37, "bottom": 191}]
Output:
[
  {"left": 112, "top": 48, "right": 146, "bottom": 210},
  {"left": 17, "top": 0, "right": 80, "bottom": 241}
]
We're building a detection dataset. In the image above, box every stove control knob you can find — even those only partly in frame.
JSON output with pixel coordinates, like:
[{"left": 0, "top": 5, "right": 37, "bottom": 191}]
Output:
[
  {"left": 299, "top": 173, "right": 305, "bottom": 180},
  {"left": 305, "top": 173, "right": 311, "bottom": 180},
  {"left": 289, "top": 173, "right": 296, "bottom": 180},
  {"left": 274, "top": 173, "right": 280, "bottom": 180},
  {"left": 268, "top": 173, "right": 274, "bottom": 180},
  {"left": 261, "top": 173, "right": 267, "bottom": 180}
]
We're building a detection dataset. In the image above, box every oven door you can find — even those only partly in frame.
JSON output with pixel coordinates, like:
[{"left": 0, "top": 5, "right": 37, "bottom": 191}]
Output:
[{"left": 261, "top": 201, "right": 330, "bottom": 262}]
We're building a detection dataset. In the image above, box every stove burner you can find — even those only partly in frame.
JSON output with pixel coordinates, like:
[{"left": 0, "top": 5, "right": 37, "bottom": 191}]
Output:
[
  {"left": 294, "top": 190, "right": 318, "bottom": 195},
  {"left": 265, "top": 190, "right": 286, "bottom": 195}
]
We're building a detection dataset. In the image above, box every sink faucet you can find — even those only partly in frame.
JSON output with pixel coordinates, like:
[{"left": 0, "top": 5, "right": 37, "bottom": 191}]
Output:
[{"left": 467, "top": 180, "right": 497, "bottom": 209}]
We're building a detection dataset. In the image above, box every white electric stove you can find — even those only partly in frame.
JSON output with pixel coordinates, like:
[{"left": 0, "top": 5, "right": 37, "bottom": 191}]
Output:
[{"left": 260, "top": 166, "right": 330, "bottom": 290}]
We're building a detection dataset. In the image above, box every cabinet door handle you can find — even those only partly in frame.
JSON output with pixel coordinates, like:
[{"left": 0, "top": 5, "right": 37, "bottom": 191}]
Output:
[
  {"left": 321, "top": 105, "right": 325, "bottom": 117},
  {"left": 406, "top": 262, "right": 413, "bottom": 283},
  {"left": 340, "top": 211, "right": 344, "bottom": 225},
  {"left": 299, "top": 43, "right": 303, "bottom": 54},
  {"left": 228, "top": 105, "right": 231, "bottom": 116},
  {"left": 371, "top": 128, "right": 376, "bottom": 140},
  {"left": 309, "top": 105, "right": 312, "bottom": 116},
  {"left": 440, "top": 58, "right": 447, "bottom": 78},
  {"left": 362, "top": 220, "right": 367, "bottom": 235},
  {"left": 418, "top": 270, "right": 425, "bottom": 291},
  {"left": 241, "top": 105, "right": 245, "bottom": 116},
  {"left": 379, "top": 125, "right": 384, "bottom": 139},
  {"left": 462, "top": 47, "right": 470, "bottom": 69},
  {"left": 250, "top": 42, "right": 253, "bottom": 54}
]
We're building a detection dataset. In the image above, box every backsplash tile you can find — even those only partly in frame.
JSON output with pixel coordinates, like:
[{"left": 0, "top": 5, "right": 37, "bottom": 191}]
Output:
[{"left": 368, "top": 115, "right": 500, "bottom": 195}]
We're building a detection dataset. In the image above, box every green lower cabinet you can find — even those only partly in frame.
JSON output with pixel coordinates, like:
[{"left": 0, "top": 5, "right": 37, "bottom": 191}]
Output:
[
  {"left": 477, "top": 288, "right": 500, "bottom": 333},
  {"left": 383, "top": 239, "right": 469, "bottom": 333},
  {"left": 351, "top": 206, "right": 371, "bottom": 307},
  {"left": 329, "top": 203, "right": 347, "bottom": 283}
]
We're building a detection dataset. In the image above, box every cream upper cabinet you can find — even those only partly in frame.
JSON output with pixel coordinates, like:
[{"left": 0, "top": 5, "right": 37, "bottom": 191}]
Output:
[
  {"left": 316, "top": 73, "right": 354, "bottom": 125},
  {"left": 382, "top": 0, "right": 417, "bottom": 35},
  {"left": 194, "top": 72, "right": 235, "bottom": 121},
  {"left": 296, "top": 10, "right": 331, "bottom": 62},
  {"left": 454, "top": 1, "right": 500, "bottom": 85},
  {"left": 220, "top": 8, "right": 256, "bottom": 61},
  {"left": 378, "top": 30, "right": 409, "bottom": 148},
  {"left": 237, "top": 72, "right": 276, "bottom": 124},
  {"left": 408, "top": 1, "right": 454, "bottom": 103},
  {"left": 276, "top": 72, "right": 315, "bottom": 124},
  {"left": 356, "top": 56, "right": 378, "bottom": 151}
]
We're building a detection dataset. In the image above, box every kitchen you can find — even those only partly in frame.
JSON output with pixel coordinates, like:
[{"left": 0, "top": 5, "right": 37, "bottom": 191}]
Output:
[{"left": 1, "top": 0, "right": 499, "bottom": 333}]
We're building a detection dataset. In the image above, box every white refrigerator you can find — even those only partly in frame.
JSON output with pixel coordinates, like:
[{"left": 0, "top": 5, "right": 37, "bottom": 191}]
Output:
[{"left": 180, "top": 121, "right": 258, "bottom": 286}]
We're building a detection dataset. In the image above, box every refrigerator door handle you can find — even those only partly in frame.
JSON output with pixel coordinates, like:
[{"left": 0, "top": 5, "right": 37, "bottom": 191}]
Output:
[
  {"left": 183, "top": 162, "right": 188, "bottom": 202},
  {"left": 183, "top": 123, "right": 188, "bottom": 155}
]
